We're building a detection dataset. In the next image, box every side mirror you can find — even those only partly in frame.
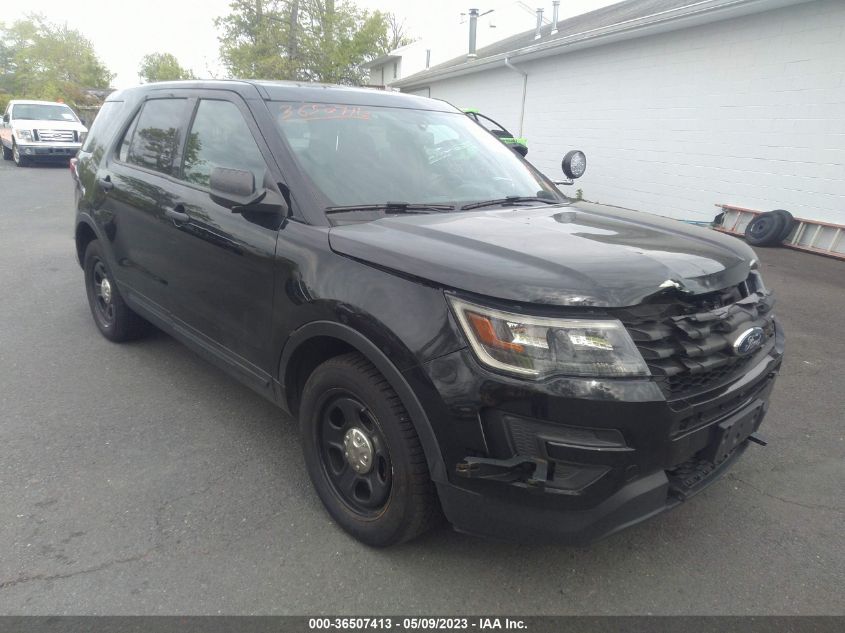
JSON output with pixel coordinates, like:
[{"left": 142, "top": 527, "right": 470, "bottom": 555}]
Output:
[
  {"left": 2, "top": 114, "right": 9, "bottom": 124},
  {"left": 211, "top": 166, "right": 254, "bottom": 198},
  {"left": 209, "top": 167, "right": 262, "bottom": 210},
  {"left": 209, "top": 166, "right": 286, "bottom": 219},
  {"left": 561, "top": 150, "right": 587, "bottom": 179}
]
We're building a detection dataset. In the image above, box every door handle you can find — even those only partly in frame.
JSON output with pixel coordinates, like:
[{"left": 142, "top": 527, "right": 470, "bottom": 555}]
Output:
[
  {"left": 97, "top": 175, "right": 114, "bottom": 192},
  {"left": 164, "top": 204, "right": 190, "bottom": 224}
]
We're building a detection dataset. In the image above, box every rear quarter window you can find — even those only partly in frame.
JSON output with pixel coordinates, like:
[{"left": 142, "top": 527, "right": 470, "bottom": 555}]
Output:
[{"left": 81, "top": 101, "right": 125, "bottom": 154}]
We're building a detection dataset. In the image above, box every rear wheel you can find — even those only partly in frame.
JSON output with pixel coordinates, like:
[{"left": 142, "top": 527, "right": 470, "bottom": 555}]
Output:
[
  {"left": 299, "top": 352, "right": 441, "bottom": 546},
  {"left": 83, "top": 240, "right": 149, "bottom": 342}
]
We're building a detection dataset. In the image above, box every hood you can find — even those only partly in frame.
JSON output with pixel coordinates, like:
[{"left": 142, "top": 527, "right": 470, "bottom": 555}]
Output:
[{"left": 327, "top": 201, "right": 757, "bottom": 308}]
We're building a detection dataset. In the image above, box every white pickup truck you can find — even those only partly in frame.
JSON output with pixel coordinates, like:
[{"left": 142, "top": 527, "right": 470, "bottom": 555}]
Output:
[{"left": 1, "top": 100, "right": 88, "bottom": 166}]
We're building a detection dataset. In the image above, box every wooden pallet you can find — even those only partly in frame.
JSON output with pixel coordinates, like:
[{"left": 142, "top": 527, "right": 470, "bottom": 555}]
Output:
[{"left": 714, "top": 204, "right": 845, "bottom": 261}]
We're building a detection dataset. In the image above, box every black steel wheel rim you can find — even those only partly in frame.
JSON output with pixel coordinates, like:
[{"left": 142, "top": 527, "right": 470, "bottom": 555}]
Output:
[
  {"left": 91, "top": 259, "right": 115, "bottom": 326},
  {"left": 317, "top": 392, "right": 393, "bottom": 516},
  {"left": 749, "top": 217, "right": 772, "bottom": 236}
]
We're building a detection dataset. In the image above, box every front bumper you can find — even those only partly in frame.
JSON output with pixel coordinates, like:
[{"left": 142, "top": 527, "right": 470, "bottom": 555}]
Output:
[
  {"left": 17, "top": 143, "right": 80, "bottom": 160},
  {"left": 420, "top": 325, "right": 784, "bottom": 543}
]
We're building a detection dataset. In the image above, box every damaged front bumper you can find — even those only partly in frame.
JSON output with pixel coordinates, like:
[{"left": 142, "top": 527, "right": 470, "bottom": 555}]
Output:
[{"left": 428, "top": 326, "right": 784, "bottom": 544}]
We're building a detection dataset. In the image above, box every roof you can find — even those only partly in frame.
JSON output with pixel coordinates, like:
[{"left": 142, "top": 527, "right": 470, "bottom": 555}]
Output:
[
  {"left": 107, "top": 79, "right": 457, "bottom": 112},
  {"left": 394, "top": 0, "right": 807, "bottom": 88},
  {"left": 253, "top": 80, "right": 453, "bottom": 109}
]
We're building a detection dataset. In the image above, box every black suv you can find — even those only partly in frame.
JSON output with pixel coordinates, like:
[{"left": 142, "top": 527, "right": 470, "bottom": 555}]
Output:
[{"left": 72, "top": 80, "right": 784, "bottom": 547}]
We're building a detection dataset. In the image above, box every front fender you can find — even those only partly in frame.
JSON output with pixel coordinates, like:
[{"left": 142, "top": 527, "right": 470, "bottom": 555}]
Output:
[{"left": 278, "top": 320, "right": 447, "bottom": 483}]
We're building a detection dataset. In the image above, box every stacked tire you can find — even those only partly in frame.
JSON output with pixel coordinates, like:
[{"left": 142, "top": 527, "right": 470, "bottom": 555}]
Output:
[{"left": 744, "top": 209, "right": 795, "bottom": 247}]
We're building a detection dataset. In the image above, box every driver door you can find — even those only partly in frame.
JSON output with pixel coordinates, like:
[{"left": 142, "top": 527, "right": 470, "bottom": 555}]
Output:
[{"left": 159, "top": 92, "right": 286, "bottom": 379}]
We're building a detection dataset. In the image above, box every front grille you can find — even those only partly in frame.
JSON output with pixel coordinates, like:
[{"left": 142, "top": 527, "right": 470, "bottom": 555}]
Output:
[
  {"left": 615, "top": 275, "right": 775, "bottom": 398},
  {"left": 35, "top": 129, "right": 76, "bottom": 143},
  {"left": 664, "top": 355, "right": 752, "bottom": 394}
]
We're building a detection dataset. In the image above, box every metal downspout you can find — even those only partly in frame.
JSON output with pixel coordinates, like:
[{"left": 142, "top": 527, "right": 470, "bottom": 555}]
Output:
[{"left": 504, "top": 56, "right": 528, "bottom": 137}]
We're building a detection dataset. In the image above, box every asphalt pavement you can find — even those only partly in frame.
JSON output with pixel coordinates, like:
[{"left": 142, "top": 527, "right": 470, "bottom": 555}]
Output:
[{"left": 0, "top": 159, "right": 842, "bottom": 615}]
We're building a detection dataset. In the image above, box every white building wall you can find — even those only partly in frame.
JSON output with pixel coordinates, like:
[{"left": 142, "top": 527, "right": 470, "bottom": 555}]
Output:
[
  {"left": 414, "top": 0, "right": 845, "bottom": 224},
  {"left": 418, "top": 66, "right": 527, "bottom": 138}
]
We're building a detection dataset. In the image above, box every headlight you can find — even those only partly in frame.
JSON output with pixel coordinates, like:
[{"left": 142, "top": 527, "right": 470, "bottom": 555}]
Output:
[
  {"left": 15, "top": 129, "right": 33, "bottom": 142},
  {"left": 448, "top": 296, "right": 649, "bottom": 379}
]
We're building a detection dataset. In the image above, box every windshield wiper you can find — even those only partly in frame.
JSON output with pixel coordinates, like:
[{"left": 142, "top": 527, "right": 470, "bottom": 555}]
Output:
[
  {"left": 460, "top": 196, "right": 561, "bottom": 211},
  {"left": 326, "top": 202, "right": 455, "bottom": 215}
]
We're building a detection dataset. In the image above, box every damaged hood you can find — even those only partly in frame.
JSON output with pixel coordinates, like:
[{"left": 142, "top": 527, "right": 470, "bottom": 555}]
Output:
[{"left": 328, "top": 201, "right": 756, "bottom": 307}]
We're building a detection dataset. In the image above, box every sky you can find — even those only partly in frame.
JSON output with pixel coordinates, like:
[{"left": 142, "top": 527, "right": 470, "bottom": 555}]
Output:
[{"left": 6, "top": 0, "right": 622, "bottom": 88}]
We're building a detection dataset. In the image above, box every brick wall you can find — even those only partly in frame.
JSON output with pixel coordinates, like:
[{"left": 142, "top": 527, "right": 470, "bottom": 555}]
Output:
[{"left": 419, "top": 0, "right": 845, "bottom": 224}]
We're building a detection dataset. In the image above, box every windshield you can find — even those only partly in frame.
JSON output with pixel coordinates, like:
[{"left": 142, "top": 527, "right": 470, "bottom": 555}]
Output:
[
  {"left": 12, "top": 103, "right": 79, "bottom": 122},
  {"left": 271, "top": 102, "right": 563, "bottom": 211}
]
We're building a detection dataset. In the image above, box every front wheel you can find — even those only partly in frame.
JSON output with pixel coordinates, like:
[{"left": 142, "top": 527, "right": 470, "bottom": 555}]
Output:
[
  {"left": 12, "top": 141, "right": 28, "bottom": 167},
  {"left": 1, "top": 142, "right": 11, "bottom": 160},
  {"left": 83, "top": 240, "right": 149, "bottom": 341},
  {"left": 299, "top": 353, "right": 441, "bottom": 546}
]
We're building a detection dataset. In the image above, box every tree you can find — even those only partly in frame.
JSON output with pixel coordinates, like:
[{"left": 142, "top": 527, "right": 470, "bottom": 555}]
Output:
[
  {"left": 138, "top": 52, "right": 196, "bottom": 83},
  {"left": 216, "top": 0, "right": 296, "bottom": 80},
  {"left": 216, "top": 0, "right": 391, "bottom": 85},
  {"left": 381, "top": 13, "right": 415, "bottom": 53},
  {"left": 0, "top": 15, "right": 113, "bottom": 109}
]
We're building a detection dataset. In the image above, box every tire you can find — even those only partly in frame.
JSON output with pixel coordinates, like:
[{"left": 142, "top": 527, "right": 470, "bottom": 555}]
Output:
[
  {"left": 83, "top": 240, "right": 149, "bottom": 342},
  {"left": 12, "top": 141, "right": 28, "bottom": 167},
  {"left": 771, "top": 209, "right": 795, "bottom": 243},
  {"left": 299, "top": 352, "right": 441, "bottom": 546},
  {"left": 745, "top": 211, "right": 786, "bottom": 247},
  {"left": 1, "top": 143, "right": 11, "bottom": 160}
]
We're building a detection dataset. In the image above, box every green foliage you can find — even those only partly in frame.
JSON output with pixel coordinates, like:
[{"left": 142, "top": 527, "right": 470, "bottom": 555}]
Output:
[
  {"left": 217, "top": 0, "right": 294, "bottom": 80},
  {"left": 139, "top": 52, "right": 196, "bottom": 83},
  {"left": 216, "top": 0, "right": 394, "bottom": 84},
  {"left": 0, "top": 15, "right": 113, "bottom": 109}
]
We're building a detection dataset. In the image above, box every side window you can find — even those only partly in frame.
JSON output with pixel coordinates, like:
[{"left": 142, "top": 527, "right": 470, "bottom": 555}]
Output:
[
  {"left": 118, "top": 110, "right": 139, "bottom": 163},
  {"left": 122, "top": 98, "right": 187, "bottom": 175},
  {"left": 182, "top": 99, "right": 267, "bottom": 189}
]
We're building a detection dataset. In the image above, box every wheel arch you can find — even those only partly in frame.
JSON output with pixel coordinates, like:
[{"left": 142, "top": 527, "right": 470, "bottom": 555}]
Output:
[
  {"left": 74, "top": 217, "right": 100, "bottom": 267},
  {"left": 279, "top": 321, "right": 447, "bottom": 483}
]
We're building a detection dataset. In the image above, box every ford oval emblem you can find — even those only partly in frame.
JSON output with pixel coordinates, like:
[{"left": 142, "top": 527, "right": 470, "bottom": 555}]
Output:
[{"left": 733, "top": 326, "right": 765, "bottom": 356}]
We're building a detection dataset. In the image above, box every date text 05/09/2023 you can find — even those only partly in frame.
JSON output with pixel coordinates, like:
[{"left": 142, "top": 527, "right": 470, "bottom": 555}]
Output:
[{"left": 307, "top": 617, "right": 528, "bottom": 630}]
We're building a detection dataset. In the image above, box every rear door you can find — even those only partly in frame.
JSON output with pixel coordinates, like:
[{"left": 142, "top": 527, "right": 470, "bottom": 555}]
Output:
[
  {"left": 95, "top": 96, "right": 193, "bottom": 311},
  {"left": 158, "top": 92, "right": 283, "bottom": 376}
]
